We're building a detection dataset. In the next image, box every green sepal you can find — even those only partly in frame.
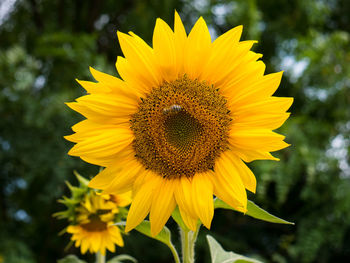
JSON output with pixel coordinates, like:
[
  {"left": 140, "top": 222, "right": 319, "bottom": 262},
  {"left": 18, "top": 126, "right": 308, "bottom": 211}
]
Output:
[
  {"left": 214, "top": 198, "right": 294, "bottom": 225},
  {"left": 171, "top": 206, "right": 188, "bottom": 230},
  {"left": 74, "top": 170, "right": 90, "bottom": 187},
  {"left": 207, "top": 235, "right": 262, "bottom": 263},
  {"left": 54, "top": 173, "right": 91, "bottom": 223}
]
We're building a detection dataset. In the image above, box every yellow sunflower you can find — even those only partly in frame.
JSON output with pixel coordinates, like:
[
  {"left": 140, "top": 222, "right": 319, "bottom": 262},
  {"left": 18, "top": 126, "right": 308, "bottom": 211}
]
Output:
[
  {"left": 67, "top": 192, "right": 130, "bottom": 255},
  {"left": 66, "top": 11, "right": 292, "bottom": 236}
]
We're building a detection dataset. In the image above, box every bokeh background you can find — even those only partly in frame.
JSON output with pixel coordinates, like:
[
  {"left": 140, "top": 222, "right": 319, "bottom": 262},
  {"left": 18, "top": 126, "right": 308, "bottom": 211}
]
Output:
[{"left": 1, "top": 0, "right": 350, "bottom": 262}]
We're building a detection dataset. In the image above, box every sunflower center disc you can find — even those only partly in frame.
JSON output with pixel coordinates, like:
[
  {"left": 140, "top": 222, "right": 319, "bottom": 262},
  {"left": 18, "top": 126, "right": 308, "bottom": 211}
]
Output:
[
  {"left": 131, "top": 75, "right": 231, "bottom": 179},
  {"left": 82, "top": 215, "right": 107, "bottom": 232}
]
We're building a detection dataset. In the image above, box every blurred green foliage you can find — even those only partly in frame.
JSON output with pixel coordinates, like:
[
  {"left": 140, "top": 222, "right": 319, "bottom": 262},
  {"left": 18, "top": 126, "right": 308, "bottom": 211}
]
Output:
[{"left": 0, "top": 0, "right": 349, "bottom": 262}]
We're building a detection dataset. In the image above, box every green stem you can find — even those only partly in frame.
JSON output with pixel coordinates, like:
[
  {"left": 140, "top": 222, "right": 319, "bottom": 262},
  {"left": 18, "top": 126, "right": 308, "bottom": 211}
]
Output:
[
  {"left": 180, "top": 226, "right": 199, "bottom": 263},
  {"left": 168, "top": 241, "right": 181, "bottom": 263},
  {"left": 189, "top": 226, "right": 200, "bottom": 260},
  {"left": 180, "top": 228, "right": 190, "bottom": 263},
  {"left": 96, "top": 252, "right": 105, "bottom": 263}
]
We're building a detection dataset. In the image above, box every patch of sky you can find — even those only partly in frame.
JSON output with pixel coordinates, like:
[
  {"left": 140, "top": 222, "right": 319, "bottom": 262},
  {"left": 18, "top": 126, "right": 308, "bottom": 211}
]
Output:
[
  {"left": 0, "top": 0, "right": 17, "bottom": 26},
  {"left": 0, "top": 136, "right": 11, "bottom": 151},
  {"left": 94, "top": 14, "right": 109, "bottom": 30},
  {"left": 304, "top": 87, "right": 328, "bottom": 102},
  {"left": 34, "top": 75, "right": 46, "bottom": 91},
  {"left": 326, "top": 134, "right": 350, "bottom": 178},
  {"left": 14, "top": 209, "right": 31, "bottom": 223},
  {"left": 211, "top": 2, "right": 236, "bottom": 26},
  {"left": 207, "top": 25, "right": 217, "bottom": 40},
  {"left": 280, "top": 55, "right": 309, "bottom": 83},
  {"left": 5, "top": 178, "right": 28, "bottom": 195},
  {"left": 192, "top": 0, "right": 209, "bottom": 12},
  {"left": 304, "top": 74, "right": 349, "bottom": 102}
]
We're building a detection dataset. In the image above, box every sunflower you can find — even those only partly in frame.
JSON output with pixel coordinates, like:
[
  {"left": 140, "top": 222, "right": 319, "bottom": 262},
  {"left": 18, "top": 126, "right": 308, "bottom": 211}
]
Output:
[
  {"left": 66, "top": 11, "right": 293, "bottom": 236},
  {"left": 67, "top": 191, "right": 130, "bottom": 255}
]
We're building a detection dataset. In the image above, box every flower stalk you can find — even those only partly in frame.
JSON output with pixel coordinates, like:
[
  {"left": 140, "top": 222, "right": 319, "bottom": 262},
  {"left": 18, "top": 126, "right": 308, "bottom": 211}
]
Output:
[
  {"left": 169, "top": 241, "right": 181, "bottom": 263},
  {"left": 180, "top": 225, "right": 200, "bottom": 263},
  {"left": 96, "top": 252, "right": 105, "bottom": 263}
]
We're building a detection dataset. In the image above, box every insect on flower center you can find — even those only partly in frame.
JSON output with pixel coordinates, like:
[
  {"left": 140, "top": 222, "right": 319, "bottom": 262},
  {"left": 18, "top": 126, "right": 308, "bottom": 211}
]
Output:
[{"left": 131, "top": 75, "right": 231, "bottom": 179}]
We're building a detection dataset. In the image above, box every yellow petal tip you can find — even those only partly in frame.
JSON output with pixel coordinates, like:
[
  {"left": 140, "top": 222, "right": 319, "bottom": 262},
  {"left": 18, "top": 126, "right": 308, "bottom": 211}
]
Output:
[
  {"left": 202, "top": 220, "right": 212, "bottom": 230},
  {"left": 87, "top": 180, "right": 96, "bottom": 189},
  {"left": 67, "top": 148, "right": 77, "bottom": 156},
  {"left": 124, "top": 224, "right": 133, "bottom": 233},
  {"left": 235, "top": 25, "right": 243, "bottom": 34},
  {"left": 89, "top": 66, "right": 96, "bottom": 74}
]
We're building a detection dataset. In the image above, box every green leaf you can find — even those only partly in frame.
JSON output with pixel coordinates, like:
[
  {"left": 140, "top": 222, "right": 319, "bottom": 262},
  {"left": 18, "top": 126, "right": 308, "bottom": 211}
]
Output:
[
  {"left": 107, "top": 254, "right": 138, "bottom": 263},
  {"left": 115, "top": 220, "right": 172, "bottom": 246},
  {"left": 214, "top": 199, "right": 294, "bottom": 225},
  {"left": 115, "top": 221, "right": 180, "bottom": 262},
  {"left": 134, "top": 220, "right": 172, "bottom": 246},
  {"left": 207, "top": 235, "right": 262, "bottom": 263},
  {"left": 57, "top": 255, "right": 87, "bottom": 263}
]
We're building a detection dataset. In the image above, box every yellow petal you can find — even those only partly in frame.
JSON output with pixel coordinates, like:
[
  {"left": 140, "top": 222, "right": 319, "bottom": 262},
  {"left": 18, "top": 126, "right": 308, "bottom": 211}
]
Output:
[
  {"left": 232, "top": 97, "right": 294, "bottom": 115},
  {"left": 125, "top": 172, "right": 162, "bottom": 232},
  {"left": 229, "top": 129, "right": 290, "bottom": 152},
  {"left": 225, "top": 152, "right": 256, "bottom": 193},
  {"left": 200, "top": 25, "right": 243, "bottom": 83},
  {"left": 105, "top": 233, "right": 116, "bottom": 252},
  {"left": 116, "top": 56, "right": 153, "bottom": 95},
  {"left": 78, "top": 145, "right": 134, "bottom": 167},
  {"left": 110, "top": 227, "right": 124, "bottom": 247},
  {"left": 66, "top": 225, "right": 77, "bottom": 234},
  {"left": 233, "top": 148, "right": 280, "bottom": 162},
  {"left": 99, "top": 246, "right": 106, "bottom": 256},
  {"left": 81, "top": 239, "right": 89, "bottom": 254},
  {"left": 229, "top": 71, "right": 284, "bottom": 106},
  {"left": 132, "top": 169, "right": 150, "bottom": 195},
  {"left": 174, "top": 10, "right": 186, "bottom": 42},
  {"left": 153, "top": 18, "right": 177, "bottom": 82},
  {"left": 117, "top": 31, "right": 161, "bottom": 89},
  {"left": 76, "top": 79, "right": 111, "bottom": 94},
  {"left": 212, "top": 41, "right": 259, "bottom": 89},
  {"left": 90, "top": 67, "right": 120, "bottom": 85},
  {"left": 184, "top": 17, "right": 211, "bottom": 79},
  {"left": 174, "top": 177, "right": 197, "bottom": 219},
  {"left": 174, "top": 11, "right": 187, "bottom": 75},
  {"left": 65, "top": 121, "right": 125, "bottom": 143},
  {"left": 88, "top": 158, "right": 142, "bottom": 191},
  {"left": 66, "top": 102, "right": 126, "bottom": 125},
  {"left": 191, "top": 173, "right": 214, "bottom": 229},
  {"left": 232, "top": 112, "right": 291, "bottom": 130},
  {"left": 68, "top": 127, "right": 133, "bottom": 158},
  {"left": 214, "top": 152, "right": 248, "bottom": 209},
  {"left": 179, "top": 208, "right": 198, "bottom": 231},
  {"left": 115, "top": 191, "right": 132, "bottom": 207},
  {"left": 74, "top": 93, "right": 137, "bottom": 120},
  {"left": 91, "top": 233, "right": 101, "bottom": 253},
  {"left": 150, "top": 178, "right": 176, "bottom": 236},
  {"left": 101, "top": 163, "right": 144, "bottom": 194},
  {"left": 220, "top": 58, "right": 265, "bottom": 97},
  {"left": 71, "top": 119, "right": 101, "bottom": 133}
]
